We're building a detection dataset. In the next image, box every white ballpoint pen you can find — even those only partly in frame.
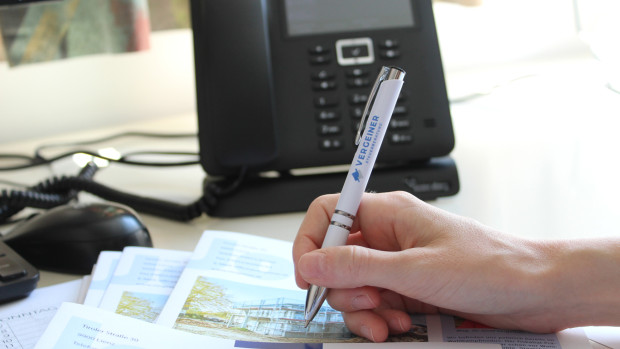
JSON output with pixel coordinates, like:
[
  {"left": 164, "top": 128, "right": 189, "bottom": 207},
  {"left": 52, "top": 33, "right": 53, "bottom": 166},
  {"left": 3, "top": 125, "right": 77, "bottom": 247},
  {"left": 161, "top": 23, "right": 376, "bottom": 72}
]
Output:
[{"left": 304, "top": 66, "right": 406, "bottom": 327}]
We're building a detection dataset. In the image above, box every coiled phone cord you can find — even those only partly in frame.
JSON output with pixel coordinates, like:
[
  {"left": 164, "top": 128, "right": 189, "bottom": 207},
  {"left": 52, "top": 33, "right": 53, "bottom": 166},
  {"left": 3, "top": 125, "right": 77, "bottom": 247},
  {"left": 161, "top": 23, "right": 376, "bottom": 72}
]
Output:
[
  {"left": 0, "top": 162, "right": 247, "bottom": 224},
  {"left": 0, "top": 163, "right": 98, "bottom": 222}
]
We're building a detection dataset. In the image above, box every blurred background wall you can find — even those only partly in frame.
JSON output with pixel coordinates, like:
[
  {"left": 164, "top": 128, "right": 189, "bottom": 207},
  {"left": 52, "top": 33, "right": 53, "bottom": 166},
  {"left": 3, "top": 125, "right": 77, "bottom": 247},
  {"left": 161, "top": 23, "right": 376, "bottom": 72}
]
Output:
[{"left": 0, "top": 0, "right": 591, "bottom": 143}]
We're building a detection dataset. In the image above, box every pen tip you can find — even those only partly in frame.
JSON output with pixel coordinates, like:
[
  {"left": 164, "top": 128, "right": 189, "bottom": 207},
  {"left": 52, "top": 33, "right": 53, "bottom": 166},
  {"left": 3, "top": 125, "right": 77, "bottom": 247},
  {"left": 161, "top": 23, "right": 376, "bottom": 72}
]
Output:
[{"left": 304, "top": 319, "right": 311, "bottom": 328}]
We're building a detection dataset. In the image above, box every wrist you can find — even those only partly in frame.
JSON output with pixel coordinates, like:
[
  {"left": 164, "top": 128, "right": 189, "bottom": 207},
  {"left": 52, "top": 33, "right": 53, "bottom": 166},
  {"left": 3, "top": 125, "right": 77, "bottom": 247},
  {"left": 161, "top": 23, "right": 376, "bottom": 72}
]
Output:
[{"left": 542, "top": 237, "right": 620, "bottom": 328}]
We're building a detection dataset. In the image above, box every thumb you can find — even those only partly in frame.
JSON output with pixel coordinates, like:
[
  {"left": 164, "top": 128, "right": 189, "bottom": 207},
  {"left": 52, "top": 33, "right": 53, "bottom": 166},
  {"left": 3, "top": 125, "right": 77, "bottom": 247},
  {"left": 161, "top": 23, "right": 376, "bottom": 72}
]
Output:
[{"left": 297, "top": 245, "right": 411, "bottom": 290}]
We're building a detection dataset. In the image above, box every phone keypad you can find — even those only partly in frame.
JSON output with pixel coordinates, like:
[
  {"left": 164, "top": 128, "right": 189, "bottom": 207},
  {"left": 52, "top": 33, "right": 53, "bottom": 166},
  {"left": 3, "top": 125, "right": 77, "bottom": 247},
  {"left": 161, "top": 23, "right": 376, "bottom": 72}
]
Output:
[{"left": 310, "top": 38, "right": 412, "bottom": 152}]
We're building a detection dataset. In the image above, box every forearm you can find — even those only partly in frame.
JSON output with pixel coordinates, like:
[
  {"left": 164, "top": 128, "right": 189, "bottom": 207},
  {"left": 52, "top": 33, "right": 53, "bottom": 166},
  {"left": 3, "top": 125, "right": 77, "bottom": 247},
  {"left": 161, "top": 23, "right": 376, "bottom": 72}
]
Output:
[{"left": 542, "top": 237, "right": 620, "bottom": 328}]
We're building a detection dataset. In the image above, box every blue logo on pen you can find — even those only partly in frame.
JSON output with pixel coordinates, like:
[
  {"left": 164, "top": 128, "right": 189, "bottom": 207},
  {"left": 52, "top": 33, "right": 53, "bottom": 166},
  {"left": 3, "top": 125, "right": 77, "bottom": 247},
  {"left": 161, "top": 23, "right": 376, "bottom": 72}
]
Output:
[
  {"left": 354, "top": 115, "right": 381, "bottom": 168},
  {"left": 352, "top": 169, "right": 362, "bottom": 182}
]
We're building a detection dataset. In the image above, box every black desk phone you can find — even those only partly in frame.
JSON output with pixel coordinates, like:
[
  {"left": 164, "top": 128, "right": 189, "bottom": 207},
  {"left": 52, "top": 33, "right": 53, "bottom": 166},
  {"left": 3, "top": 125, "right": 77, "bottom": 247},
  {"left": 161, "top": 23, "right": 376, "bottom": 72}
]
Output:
[{"left": 191, "top": 0, "right": 459, "bottom": 216}]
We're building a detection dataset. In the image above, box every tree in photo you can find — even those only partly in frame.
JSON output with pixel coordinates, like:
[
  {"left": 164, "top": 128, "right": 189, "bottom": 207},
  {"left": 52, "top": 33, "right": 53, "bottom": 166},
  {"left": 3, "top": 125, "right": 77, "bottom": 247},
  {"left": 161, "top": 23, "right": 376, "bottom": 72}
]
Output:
[{"left": 181, "top": 276, "right": 231, "bottom": 320}]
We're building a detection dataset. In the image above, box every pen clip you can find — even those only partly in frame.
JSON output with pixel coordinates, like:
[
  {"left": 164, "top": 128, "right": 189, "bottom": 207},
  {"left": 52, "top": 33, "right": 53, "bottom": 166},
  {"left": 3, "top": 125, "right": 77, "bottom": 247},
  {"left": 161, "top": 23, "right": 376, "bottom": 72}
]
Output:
[{"left": 355, "top": 66, "right": 391, "bottom": 145}]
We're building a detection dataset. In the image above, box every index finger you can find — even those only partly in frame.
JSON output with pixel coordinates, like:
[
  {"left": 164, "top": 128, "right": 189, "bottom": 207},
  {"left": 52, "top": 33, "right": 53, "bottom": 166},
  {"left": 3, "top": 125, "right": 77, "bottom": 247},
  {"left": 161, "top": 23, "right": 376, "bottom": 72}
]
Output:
[{"left": 293, "top": 193, "right": 339, "bottom": 289}]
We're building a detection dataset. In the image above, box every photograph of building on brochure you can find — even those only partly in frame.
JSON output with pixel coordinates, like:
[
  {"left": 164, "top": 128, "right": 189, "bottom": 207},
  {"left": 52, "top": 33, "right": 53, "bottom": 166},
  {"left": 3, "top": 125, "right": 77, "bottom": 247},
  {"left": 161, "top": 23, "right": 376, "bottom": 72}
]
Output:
[
  {"left": 174, "top": 276, "right": 428, "bottom": 343},
  {"left": 226, "top": 297, "right": 351, "bottom": 339}
]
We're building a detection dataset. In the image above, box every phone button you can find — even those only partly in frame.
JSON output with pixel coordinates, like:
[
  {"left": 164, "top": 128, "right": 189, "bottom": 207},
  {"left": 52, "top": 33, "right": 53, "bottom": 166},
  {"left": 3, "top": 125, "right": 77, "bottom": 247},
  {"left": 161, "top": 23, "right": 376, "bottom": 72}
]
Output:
[
  {"left": 380, "top": 49, "right": 401, "bottom": 60},
  {"left": 347, "top": 78, "right": 370, "bottom": 89},
  {"left": 309, "top": 44, "right": 330, "bottom": 55},
  {"left": 389, "top": 133, "right": 413, "bottom": 145},
  {"left": 335, "top": 38, "right": 374, "bottom": 66},
  {"left": 350, "top": 106, "right": 364, "bottom": 119},
  {"left": 313, "top": 80, "right": 337, "bottom": 91},
  {"left": 319, "top": 138, "right": 343, "bottom": 150},
  {"left": 346, "top": 68, "right": 370, "bottom": 77},
  {"left": 379, "top": 39, "right": 399, "bottom": 49},
  {"left": 309, "top": 55, "right": 331, "bottom": 65},
  {"left": 349, "top": 93, "right": 368, "bottom": 105},
  {"left": 342, "top": 45, "right": 369, "bottom": 59},
  {"left": 318, "top": 124, "right": 342, "bottom": 136},
  {"left": 316, "top": 110, "right": 340, "bottom": 121},
  {"left": 393, "top": 105, "right": 408, "bottom": 115},
  {"left": 311, "top": 70, "right": 335, "bottom": 81},
  {"left": 390, "top": 119, "right": 411, "bottom": 130},
  {"left": 314, "top": 96, "right": 339, "bottom": 108}
]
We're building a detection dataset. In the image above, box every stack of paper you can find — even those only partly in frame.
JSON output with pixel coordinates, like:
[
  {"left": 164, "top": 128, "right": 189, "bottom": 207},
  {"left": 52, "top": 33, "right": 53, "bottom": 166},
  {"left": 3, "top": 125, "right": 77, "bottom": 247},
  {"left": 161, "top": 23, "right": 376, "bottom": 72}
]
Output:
[{"left": 0, "top": 230, "right": 598, "bottom": 349}]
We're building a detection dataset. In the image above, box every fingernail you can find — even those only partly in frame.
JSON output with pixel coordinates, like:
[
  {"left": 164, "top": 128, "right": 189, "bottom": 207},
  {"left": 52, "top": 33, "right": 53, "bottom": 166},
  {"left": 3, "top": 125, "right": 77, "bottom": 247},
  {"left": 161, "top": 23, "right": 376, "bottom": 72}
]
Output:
[
  {"left": 360, "top": 325, "right": 376, "bottom": 342},
  {"left": 351, "top": 294, "right": 376, "bottom": 310},
  {"left": 389, "top": 317, "right": 406, "bottom": 333},
  {"left": 299, "top": 251, "right": 327, "bottom": 279}
]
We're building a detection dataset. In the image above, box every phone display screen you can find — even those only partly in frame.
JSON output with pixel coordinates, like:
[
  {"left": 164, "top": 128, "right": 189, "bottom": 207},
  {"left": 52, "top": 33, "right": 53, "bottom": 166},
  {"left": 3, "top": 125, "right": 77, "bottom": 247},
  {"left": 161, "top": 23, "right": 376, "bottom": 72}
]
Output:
[{"left": 284, "top": 0, "right": 415, "bottom": 37}]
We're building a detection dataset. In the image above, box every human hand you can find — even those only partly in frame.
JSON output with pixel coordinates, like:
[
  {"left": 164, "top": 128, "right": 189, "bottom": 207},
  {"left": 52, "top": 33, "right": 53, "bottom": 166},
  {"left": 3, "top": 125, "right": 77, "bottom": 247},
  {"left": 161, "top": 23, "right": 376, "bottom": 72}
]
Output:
[{"left": 293, "top": 191, "right": 586, "bottom": 342}]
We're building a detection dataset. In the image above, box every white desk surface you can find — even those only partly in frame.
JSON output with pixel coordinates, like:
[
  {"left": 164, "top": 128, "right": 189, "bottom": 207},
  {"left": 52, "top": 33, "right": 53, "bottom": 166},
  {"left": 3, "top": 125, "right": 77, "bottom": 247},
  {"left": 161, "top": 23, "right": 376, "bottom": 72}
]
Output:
[{"left": 1, "top": 56, "right": 619, "bottom": 348}]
